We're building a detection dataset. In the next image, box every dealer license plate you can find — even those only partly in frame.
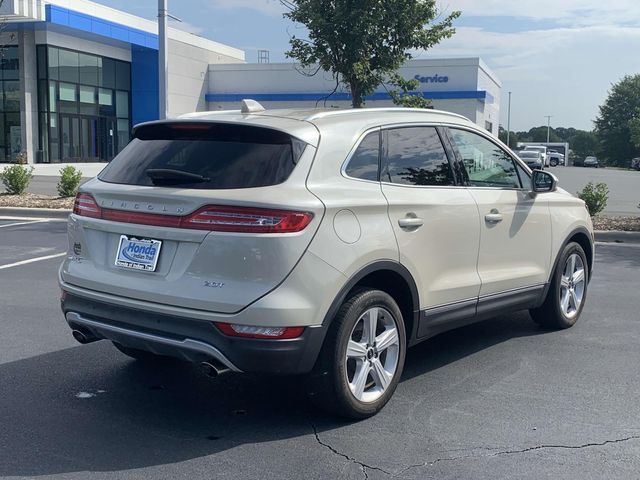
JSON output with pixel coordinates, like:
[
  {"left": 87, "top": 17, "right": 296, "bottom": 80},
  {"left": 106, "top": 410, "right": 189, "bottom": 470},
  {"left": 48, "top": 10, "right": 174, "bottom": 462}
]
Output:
[{"left": 115, "top": 235, "right": 162, "bottom": 272}]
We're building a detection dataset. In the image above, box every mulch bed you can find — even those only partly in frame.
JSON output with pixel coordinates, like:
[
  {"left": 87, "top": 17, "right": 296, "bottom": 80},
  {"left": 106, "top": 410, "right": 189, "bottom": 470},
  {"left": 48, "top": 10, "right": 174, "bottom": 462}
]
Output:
[
  {"left": 0, "top": 193, "right": 74, "bottom": 209},
  {"left": 592, "top": 215, "right": 640, "bottom": 232}
]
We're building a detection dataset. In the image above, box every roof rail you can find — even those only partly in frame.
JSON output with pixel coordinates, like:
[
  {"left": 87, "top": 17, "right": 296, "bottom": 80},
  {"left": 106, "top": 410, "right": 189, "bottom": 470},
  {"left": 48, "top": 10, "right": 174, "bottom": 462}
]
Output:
[{"left": 304, "top": 107, "right": 470, "bottom": 122}]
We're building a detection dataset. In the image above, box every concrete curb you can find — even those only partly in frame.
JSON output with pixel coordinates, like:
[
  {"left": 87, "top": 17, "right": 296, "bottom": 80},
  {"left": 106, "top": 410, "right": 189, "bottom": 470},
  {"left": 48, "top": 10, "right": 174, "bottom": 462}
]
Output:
[
  {"left": 0, "top": 207, "right": 71, "bottom": 219},
  {"left": 594, "top": 230, "right": 640, "bottom": 244}
]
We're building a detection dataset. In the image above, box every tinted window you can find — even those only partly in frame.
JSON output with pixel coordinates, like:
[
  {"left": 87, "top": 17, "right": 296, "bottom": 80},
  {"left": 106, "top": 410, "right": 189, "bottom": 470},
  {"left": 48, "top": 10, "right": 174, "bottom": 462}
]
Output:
[
  {"left": 345, "top": 131, "right": 379, "bottom": 181},
  {"left": 98, "top": 123, "right": 306, "bottom": 189},
  {"left": 384, "top": 127, "right": 453, "bottom": 186},
  {"left": 449, "top": 128, "right": 521, "bottom": 188}
]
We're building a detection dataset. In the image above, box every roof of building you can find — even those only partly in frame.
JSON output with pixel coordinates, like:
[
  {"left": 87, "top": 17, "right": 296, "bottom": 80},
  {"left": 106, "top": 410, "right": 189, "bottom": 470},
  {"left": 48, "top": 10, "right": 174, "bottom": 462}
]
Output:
[{"left": 1, "top": 0, "right": 244, "bottom": 60}]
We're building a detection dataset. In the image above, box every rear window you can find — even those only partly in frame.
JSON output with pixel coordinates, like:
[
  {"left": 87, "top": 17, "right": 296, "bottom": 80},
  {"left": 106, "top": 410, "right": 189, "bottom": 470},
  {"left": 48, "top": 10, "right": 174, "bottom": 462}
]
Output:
[
  {"left": 518, "top": 151, "right": 539, "bottom": 159},
  {"left": 98, "top": 123, "right": 307, "bottom": 189}
]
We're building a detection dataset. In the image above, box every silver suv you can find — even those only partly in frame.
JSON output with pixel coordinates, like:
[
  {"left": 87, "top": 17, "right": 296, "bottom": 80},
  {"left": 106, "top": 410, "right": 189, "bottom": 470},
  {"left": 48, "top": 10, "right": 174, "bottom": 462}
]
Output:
[{"left": 60, "top": 102, "right": 594, "bottom": 418}]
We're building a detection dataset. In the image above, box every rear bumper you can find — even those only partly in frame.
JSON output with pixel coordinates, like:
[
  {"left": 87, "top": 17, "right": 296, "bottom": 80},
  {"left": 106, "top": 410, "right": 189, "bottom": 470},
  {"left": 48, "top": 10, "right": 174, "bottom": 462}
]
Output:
[{"left": 61, "top": 292, "right": 328, "bottom": 375}]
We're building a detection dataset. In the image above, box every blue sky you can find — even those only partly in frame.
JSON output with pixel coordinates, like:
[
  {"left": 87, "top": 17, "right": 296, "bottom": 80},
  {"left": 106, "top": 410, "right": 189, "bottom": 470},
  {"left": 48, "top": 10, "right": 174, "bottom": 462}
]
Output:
[{"left": 96, "top": 0, "right": 640, "bottom": 132}]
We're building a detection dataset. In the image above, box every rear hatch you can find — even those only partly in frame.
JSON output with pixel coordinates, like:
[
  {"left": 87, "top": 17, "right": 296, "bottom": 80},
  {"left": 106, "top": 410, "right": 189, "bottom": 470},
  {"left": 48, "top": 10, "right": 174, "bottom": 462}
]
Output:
[{"left": 61, "top": 120, "right": 323, "bottom": 314}]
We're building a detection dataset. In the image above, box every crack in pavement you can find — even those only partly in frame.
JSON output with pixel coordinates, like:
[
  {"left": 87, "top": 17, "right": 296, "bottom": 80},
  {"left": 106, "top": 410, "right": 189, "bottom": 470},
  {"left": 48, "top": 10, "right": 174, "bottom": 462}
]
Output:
[
  {"left": 310, "top": 422, "right": 393, "bottom": 479},
  {"left": 394, "top": 435, "right": 640, "bottom": 477}
]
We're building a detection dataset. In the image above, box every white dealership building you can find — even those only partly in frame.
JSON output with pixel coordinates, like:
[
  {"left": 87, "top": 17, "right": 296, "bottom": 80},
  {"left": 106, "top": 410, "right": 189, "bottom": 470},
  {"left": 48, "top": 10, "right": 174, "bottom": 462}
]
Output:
[{"left": 207, "top": 58, "right": 502, "bottom": 135}]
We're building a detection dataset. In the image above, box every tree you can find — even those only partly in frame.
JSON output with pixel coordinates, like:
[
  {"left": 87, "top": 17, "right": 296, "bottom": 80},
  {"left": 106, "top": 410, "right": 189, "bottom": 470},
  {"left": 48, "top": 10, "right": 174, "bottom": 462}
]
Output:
[
  {"left": 387, "top": 73, "right": 432, "bottom": 109},
  {"left": 595, "top": 74, "right": 640, "bottom": 167},
  {"left": 498, "top": 126, "right": 519, "bottom": 149},
  {"left": 282, "top": 0, "right": 460, "bottom": 108},
  {"left": 568, "top": 130, "right": 599, "bottom": 159}
]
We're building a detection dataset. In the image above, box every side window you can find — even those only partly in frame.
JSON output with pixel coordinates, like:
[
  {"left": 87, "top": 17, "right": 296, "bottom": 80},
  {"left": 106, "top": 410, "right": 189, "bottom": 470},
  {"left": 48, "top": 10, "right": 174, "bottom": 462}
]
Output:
[
  {"left": 448, "top": 128, "right": 521, "bottom": 188},
  {"left": 345, "top": 131, "right": 380, "bottom": 181},
  {"left": 383, "top": 127, "right": 454, "bottom": 186}
]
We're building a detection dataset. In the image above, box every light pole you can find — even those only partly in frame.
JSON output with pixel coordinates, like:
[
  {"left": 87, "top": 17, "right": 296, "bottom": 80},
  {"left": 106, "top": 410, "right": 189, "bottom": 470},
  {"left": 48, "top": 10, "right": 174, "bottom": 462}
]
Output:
[
  {"left": 545, "top": 115, "right": 553, "bottom": 143},
  {"left": 506, "top": 91, "right": 512, "bottom": 148},
  {"left": 158, "top": 0, "right": 168, "bottom": 119}
]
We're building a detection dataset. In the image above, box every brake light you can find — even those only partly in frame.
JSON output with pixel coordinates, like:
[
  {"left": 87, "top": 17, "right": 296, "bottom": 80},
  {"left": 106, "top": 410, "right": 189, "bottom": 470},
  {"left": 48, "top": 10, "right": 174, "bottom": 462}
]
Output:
[
  {"left": 215, "top": 322, "right": 305, "bottom": 339},
  {"left": 72, "top": 195, "right": 313, "bottom": 234},
  {"left": 73, "top": 193, "right": 101, "bottom": 218},
  {"left": 183, "top": 206, "right": 313, "bottom": 233}
]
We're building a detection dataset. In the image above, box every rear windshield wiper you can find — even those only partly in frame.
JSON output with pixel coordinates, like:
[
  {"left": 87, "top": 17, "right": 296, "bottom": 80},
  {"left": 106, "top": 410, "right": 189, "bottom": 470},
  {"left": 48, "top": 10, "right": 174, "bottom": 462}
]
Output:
[{"left": 146, "top": 168, "right": 210, "bottom": 185}]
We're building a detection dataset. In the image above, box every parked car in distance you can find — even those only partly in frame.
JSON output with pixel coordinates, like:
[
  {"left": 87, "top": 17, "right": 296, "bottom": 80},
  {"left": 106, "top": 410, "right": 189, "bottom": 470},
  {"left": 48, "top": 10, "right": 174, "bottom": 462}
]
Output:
[
  {"left": 631, "top": 157, "right": 640, "bottom": 171},
  {"left": 59, "top": 101, "right": 595, "bottom": 419},
  {"left": 517, "top": 150, "right": 544, "bottom": 170},
  {"left": 583, "top": 156, "right": 599, "bottom": 168},
  {"left": 524, "top": 145, "right": 549, "bottom": 166},
  {"left": 547, "top": 151, "right": 565, "bottom": 167}
]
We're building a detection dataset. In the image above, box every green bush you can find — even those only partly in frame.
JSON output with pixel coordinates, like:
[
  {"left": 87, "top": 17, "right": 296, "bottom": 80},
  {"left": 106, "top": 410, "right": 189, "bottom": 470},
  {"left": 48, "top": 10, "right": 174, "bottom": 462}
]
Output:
[
  {"left": 57, "top": 165, "right": 83, "bottom": 197},
  {"left": 0, "top": 164, "right": 34, "bottom": 195},
  {"left": 577, "top": 182, "right": 609, "bottom": 216}
]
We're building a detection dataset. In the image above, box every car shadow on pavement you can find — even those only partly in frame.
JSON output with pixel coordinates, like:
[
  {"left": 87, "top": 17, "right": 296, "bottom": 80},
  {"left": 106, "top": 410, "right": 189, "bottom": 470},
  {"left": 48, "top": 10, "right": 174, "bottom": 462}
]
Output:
[{"left": 0, "top": 311, "right": 550, "bottom": 477}]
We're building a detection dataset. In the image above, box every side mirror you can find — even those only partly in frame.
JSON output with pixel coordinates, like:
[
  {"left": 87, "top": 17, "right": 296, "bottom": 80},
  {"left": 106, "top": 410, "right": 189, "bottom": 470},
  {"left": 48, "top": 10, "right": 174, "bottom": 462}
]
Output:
[{"left": 531, "top": 170, "right": 558, "bottom": 193}]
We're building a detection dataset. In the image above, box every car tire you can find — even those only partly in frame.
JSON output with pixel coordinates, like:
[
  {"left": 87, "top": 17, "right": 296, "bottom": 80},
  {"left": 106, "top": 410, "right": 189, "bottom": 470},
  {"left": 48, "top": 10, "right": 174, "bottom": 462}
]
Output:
[
  {"left": 307, "top": 289, "right": 406, "bottom": 419},
  {"left": 530, "top": 242, "right": 589, "bottom": 329},
  {"left": 112, "top": 342, "right": 174, "bottom": 363}
]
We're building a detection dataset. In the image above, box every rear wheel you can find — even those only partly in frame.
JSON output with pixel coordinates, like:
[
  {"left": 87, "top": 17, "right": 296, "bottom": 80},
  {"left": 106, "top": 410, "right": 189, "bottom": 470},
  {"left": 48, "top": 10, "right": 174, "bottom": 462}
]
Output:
[
  {"left": 530, "top": 242, "right": 588, "bottom": 329},
  {"left": 308, "top": 289, "right": 406, "bottom": 419}
]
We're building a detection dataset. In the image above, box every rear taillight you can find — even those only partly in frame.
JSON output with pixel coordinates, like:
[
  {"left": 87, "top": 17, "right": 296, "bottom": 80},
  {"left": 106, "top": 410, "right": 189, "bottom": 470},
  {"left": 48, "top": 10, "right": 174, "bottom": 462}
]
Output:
[
  {"left": 183, "top": 206, "right": 313, "bottom": 233},
  {"left": 215, "top": 322, "right": 305, "bottom": 340},
  {"left": 73, "top": 193, "right": 102, "bottom": 218},
  {"left": 72, "top": 194, "right": 313, "bottom": 234}
]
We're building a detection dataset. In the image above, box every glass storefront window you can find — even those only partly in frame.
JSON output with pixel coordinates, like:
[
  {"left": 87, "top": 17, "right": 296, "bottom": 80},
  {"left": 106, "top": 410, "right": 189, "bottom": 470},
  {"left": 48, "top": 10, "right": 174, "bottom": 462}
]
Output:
[
  {"left": 48, "top": 47, "right": 59, "bottom": 80},
  {"left": 1, "top": 47, "right": 20, "bottom": 80},
  {"left": 59, "top": 49, "right": 79, "bottom": 83},
  {"left": 34, "top": 46, "right": 131, "bottom": 164},
  {"left": 101, "top": 58, "right": 116, "bottom": 89},
  {"left": 59, "top": 83, "right": 77, "bottom": 102},
  {"left": 116, "top": 91, "right": 129, "bottom": 118},
  {"left": 4, "top": 81, "right": 20, "bottom": 112},
  {"left": 98, "top": 88, "right": 112, "bottom": 106},
  {"left": 79, "top": 53, "right": 98, "bottom": 86},
  {"left": 5, "top": 112, "right": 22, "bottom": 162},
  {"left": 79, "top": 85, "right": 98, "bottom": 115},
  {"left": 79, "top": 85, "right": 95, "bottom": 104},
  {"left": 115, "top": 62, "right": 131, "bottom": 90},
  {"left": 49, "top": 82, "right": 57, "bottom": 112},
  {"left": 59, "top": 82, "right": 78, "bottom": 114}
]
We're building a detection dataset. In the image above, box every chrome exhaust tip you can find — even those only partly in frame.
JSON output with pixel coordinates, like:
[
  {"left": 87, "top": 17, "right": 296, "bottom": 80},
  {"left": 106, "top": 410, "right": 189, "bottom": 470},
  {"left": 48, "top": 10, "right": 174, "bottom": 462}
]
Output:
[
  {"left": 201, "top": 361, "right": 230, "bottom": 378},
  {"left": 72, "top": 329, "right": 97, "bottom": 344}
]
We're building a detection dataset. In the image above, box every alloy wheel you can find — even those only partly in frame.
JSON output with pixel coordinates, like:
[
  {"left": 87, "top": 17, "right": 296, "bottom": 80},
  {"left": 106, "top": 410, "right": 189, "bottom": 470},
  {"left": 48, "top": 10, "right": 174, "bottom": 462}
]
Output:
[
  {"left": 559, "top": 253, "right": 585, "bottom": 318},
  {"left": 345, "top": 307, "right": 400, "bottom": 403}
]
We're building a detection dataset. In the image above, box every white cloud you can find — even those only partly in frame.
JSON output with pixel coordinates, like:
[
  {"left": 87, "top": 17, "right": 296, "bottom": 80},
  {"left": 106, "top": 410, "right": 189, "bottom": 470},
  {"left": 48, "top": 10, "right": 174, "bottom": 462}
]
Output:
[
  {"left": 424, "top": 24, "right": 640, "bottom": 130},
  {"left": 441, "top": 0, "right": 640, "bottom": 26},
  {"left": 209, "top": 0, "right": 286, "bottom": 17}
]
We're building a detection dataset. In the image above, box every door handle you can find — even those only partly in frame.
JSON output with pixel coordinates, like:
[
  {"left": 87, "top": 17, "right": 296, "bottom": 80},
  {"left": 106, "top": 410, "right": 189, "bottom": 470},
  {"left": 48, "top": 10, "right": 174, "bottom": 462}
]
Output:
[
  {"left": 398, "top": 217, "right": 424, "bottom": 229},
  {"left": 484, "top": 210, "right": 503, "bottom": 224}
]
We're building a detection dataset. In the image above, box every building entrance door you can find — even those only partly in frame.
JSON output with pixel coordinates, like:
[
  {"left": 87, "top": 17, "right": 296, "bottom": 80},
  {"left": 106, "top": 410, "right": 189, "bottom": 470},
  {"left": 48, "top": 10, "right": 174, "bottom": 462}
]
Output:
[
  {"left": 99, "top": 117, "right": 117, "bottom": 162},
  {"left": 61, "top": 115, "right": 80, "bottom": 162},
  {"left": 59, "top": 115, "right": 117, "bottom": 162}
]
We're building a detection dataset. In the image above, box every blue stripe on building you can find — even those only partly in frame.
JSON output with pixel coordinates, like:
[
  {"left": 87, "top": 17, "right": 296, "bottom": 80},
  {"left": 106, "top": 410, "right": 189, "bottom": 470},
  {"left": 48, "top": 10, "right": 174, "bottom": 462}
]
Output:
[
  {"left": 205, "top": 90, "right": 491, "bottom": 103},
  {"left": 46, "top": 5, "right": 159, "bottom": 49}
]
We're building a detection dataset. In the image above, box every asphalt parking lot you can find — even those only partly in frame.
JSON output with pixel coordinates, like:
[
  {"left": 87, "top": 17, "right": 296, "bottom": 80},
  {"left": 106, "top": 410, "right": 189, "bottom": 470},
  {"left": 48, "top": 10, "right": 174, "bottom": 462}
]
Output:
[
  {"left": 1, "top": 218, "right": 639, "bottom": 479},
  {"left": 550, "top": 166, "right": 639, "bottom": 216}
]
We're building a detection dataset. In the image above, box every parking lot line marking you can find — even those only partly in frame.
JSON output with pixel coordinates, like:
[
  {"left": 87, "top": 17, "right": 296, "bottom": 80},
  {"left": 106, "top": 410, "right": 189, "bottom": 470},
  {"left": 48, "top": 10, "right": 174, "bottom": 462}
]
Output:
[
  {"left": 0, "top": 252, "right": 66, "bottom": 271},
  {"left": 0, "top": 219, "right": 50, "bottom": 229}
]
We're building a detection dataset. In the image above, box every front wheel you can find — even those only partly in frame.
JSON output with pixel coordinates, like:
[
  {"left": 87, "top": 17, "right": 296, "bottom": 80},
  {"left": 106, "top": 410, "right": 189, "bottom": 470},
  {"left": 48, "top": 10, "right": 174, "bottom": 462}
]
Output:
[
  {"left": 530, "top": 242, "right": 589, "bottom": 329},
  {"left": 308, "top": 289, "right": 406, "bottom": 419}
]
